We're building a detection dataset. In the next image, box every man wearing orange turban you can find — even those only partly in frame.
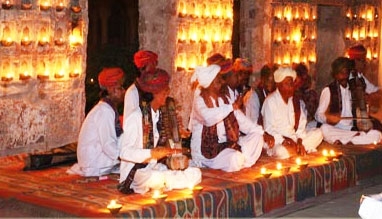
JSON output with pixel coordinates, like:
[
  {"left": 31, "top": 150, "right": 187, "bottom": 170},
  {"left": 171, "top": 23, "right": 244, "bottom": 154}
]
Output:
[
  {"left": 68, "top": 67, "right": 126, "bottom": 177},
  {"left": 119, "top": 68, "right": 201, "bottom": 194}
]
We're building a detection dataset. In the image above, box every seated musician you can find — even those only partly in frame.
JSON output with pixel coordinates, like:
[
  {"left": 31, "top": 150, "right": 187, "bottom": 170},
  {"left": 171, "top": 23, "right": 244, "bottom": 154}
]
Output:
[
  {"left": 189, "top": 64, "right": 274, "bottom": 172},
  {"left": 119, "top": 68, "right": 201, "bottom": 194},
  {"left": 261, "top": 66, "right": 323, "bottom": 159},
  {"left": 315, "top": 57, "right": 381, "bottom": 145},
  {"left": 348, "top": 45, "right": 382, "bottom": 131}
]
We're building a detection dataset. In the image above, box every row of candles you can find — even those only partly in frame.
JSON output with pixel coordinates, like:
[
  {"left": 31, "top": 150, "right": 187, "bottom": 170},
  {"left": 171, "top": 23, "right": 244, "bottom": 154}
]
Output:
[
  {"left": 0, "top": 0, "right": 81, "bottom": 12},
  {"left": 178, "top": 0, "right": 233, "bottom": 20},
  {"left": 106, "top": 149, "right": 342, "bottom": 214},
  {"left": 271, "top": 3, "right": 317, "bottom": 67},
  {"left": 273, "top": 3, "right": 317, "bottom": 22},
  {"left": 273, "top": 45, "right": 316, "bottom": 65},
  {"left": 176, "top": 0, "right": 232, "bottom": 70},
  {"left": 0, "top": 21, "right": 83, "bottom": 48},
  {"left": 0, "top": 54, "right": 82, "bottom": 81}
]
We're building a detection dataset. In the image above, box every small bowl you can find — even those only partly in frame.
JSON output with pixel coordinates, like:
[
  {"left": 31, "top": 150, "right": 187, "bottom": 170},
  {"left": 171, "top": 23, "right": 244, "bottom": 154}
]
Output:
[
  {"left": 153, "top": 194, "right": 168, "bottom": 204},
  {"left": 299, "top": 163, "right": 309, "bottom": 170},
  {"left": 107, "top": 206, "right": 122, "bottom": 214},
  {"left": 192, "top": 186, "right": 204, "bottom": 195},
  {"left": 262, "top": 173, "right": 272, "bottom": 178},
  {"left": 326, "top": 156, "right": 335, "bottom": 161},
  {"left": 281, "top": 167, "right": 291, "bottom": 174}
]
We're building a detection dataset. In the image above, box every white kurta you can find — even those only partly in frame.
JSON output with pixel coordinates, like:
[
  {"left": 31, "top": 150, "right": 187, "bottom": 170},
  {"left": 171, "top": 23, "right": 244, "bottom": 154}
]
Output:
[
  {"left": 190, "top": 94, "right": 264, "bottom": 172},
  {"left": 315, "top": 85, "right": 381, "bottom": 144},
  {"left": 68, "top": 101, "right": 121, "bottom": 177},
  {"left": 120, "top": 107, "right": 202, "bottom": 194},
  {"left": 123, "top": 83, "right": 139, "bottom": 128},
  {"left": 243, "top": 88, "right": 268, "bottom": 124},
  {"left": 261, "top": 89, "right": 323, "bottom": 159}
]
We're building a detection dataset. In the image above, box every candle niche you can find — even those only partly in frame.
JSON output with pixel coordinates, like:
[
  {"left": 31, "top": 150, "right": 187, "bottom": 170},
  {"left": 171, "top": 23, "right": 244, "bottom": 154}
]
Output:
[
  {"left": 54, "top": 55, "right": 67, "bottom": 79},
  {"left": 1, "top": 21, "right": 15, "bottom": 47},
  {"left": 69, "top": 54, "right": 81, "bottom": 77},
  {"left": 54, "top": 27, "right": 66, "bottom": 46},
  {"left": 21, "top": 26, "right": 32, "bottom": 46},
  {"left": 19, "top": 55, "right": 33, "bottom": 80},
  {"left": 37, "top": 21, "right": 51, "bottom": 47},
  {"left": 2, "top": 0, "right": 13, "bottom": 10},
  {"left": 1, "top": 58, "right": 14, "bottom": 82},
  {"left": 69, "top": 22, "right": 83, "bottom": 46},
  {"left": 37, "top": 56, "right": 50, "bottom": 80},
  {"left": 21, "top": 0, "right": 32, "bottom": 10}
]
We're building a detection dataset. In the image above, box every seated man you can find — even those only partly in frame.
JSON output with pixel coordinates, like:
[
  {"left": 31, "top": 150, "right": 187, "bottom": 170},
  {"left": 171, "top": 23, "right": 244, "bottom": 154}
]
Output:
[
  {"left": 315, "top": 57, "right": 381, "bottom": 145},
  {"left": 119, "top": 68, "right": 201, "bottom": 194},
  {"left": 244, "top": 63, "right": 277, "bottom": 125},
  {"left": 68, "top": 67, "right": 125, "bottom": 177},
  {"left": 233, "top": 58, "right": 253, "bottom": 97},
  {"left": 262, "top": 66, "right": 323, "bottom": 159},
  {"left": 293, "top": 63, "right": 319, "bottom": 128},
  {"left": 190, "top": 64, "right": 274, "bottom": 172}
]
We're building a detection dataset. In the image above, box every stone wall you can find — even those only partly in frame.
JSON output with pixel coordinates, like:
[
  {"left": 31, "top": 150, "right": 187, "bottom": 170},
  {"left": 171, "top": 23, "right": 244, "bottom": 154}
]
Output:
[{"left": 0, "top": 0, "right": 88, "bottom": 156}]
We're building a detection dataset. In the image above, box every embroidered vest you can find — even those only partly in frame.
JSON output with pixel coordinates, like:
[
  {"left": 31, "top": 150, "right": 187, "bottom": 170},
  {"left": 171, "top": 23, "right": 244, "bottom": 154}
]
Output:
[
  {"left": 292, "top": 96, "right": 301, "bottom": 131},
  {"left": 200, "top": 93, "right": 241, "bottom": 159}
]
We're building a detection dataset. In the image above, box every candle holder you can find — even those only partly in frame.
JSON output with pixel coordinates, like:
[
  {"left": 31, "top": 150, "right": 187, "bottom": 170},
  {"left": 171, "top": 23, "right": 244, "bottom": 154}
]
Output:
[
  {"left": 262, "top": 172, "right": 272, "bottom": 178},
  {"left": 19, "top": 74, "right": 31, "bottom": 80},
  {"left": 69, "top": 72, "right": 79, "bottom": 78},
  {"left": 21, "top": 1, "right": 32, "bottom": 10},
  {"left": 1, "top": 76, "right": 13, "bottom": 82},
  {"left": 152, "top": 189, "right": 167, "bottom": 204},
  {"left": 56, "top": 3, "right": 65, "bottom": 12},
  {"left": 298, "top": 162, "right": 309, "bottom": 170},
  {"left": 189, "top": 185, "right": 203, "bottom": 195},
  {"left": 2, "top": 0, "right": 13, "bottom": 9},
  {"left": 54, "top": 73, "right": 64, "bottom": 79},
  {"left": 37, "top": 74, "right": 49, "bottom": 80},
  {"left": 107, "top": 200, "right": 122, "bottom": 215}
]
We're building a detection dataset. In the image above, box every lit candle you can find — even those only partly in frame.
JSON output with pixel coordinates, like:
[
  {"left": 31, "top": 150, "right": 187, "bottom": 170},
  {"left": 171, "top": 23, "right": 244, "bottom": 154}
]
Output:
[
  {"left": 107, "top": 200, "right": 122, "bottom": 214},
  {"left": 40, "top": 0, "right": 51, "bottom": 11},
  {"left": 296, "top": 157, "right": 302, "bottom": 165},
  {"left": 276, "top": 162, "right": 282, "bottom": 170},
  {"left": 2, "top": 0, "right": 13, "bottom": 10},
  {"left": 1, "top": 74, "right": 13, "bottom": 82},
  {"left": 260, "top": 167, "right": 266, "bottom": 174},
  {"left": 322, "top": 149, "right": 328, "bottom": 157},
  {"left": 56, "top": 1, "right": 65, "bottom": 12},
  {"left": 374, "top": 141, "right": 377, "bottom": 145},
  {"left": 152, "top": 189, "right": 161, "bottom": 199},
  {"left": 329, "top": 149, "right": 335, "bottom": 157}
]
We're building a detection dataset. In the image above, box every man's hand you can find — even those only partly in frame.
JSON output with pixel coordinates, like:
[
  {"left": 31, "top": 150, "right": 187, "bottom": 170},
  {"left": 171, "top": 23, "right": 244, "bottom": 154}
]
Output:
[
  {"left": 263, "top": 132, "right": 275, "bottom": 149},
  {"left": 325, "top": 112, "right": 342, "bottom": 125},
  {"left": 297, "top": 138, "right": 307, "bottom": 156},
  {"left": 151, "top": 147, "right": 183, "bottom": 160},
  {"left": 282, "top": 136, "right": 296, "bottom": 148}
]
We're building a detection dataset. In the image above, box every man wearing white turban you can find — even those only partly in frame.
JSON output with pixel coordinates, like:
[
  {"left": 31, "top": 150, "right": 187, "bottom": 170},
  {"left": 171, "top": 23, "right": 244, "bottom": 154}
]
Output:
[
  {"left": 189, "top": 65, "right": 274, "bottom": 172},
  {"left": 261, "top": 66, "right": 323, "bottom": 159}
]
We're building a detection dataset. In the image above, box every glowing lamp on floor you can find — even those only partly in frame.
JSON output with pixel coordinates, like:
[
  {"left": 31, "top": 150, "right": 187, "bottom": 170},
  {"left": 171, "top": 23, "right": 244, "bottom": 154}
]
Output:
[{"left": 107, "top": 200, "right": 122, "bottom": 214}]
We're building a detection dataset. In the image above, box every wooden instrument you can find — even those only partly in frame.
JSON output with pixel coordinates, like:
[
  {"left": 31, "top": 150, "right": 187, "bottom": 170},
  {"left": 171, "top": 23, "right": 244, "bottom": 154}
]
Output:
[{"left": 350, "top": 72, "right": 373, "bottom": 132}]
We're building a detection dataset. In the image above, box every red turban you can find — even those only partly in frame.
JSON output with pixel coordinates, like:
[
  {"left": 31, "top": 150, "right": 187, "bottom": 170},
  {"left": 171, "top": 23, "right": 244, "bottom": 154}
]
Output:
[
  {"left": 134, "top": 50, "right": 158, "bottom": 68},
  {"left": 206, "top": 53, "right": 226, "bottom": 65},
  {"left": 98, "top": 67, "right": 125, "bottom": 88},
  {"left": 233, "top": 58, "right": 253, "bottom": 73},
  {"left": 137, "top": 68, "right": 170, "bottom": 94},
  {"left": 218, "top": 59, "right": 233, "bottom": 75},
  {"left": 348, "top": 45, "right": 367, "bottom": 60}
]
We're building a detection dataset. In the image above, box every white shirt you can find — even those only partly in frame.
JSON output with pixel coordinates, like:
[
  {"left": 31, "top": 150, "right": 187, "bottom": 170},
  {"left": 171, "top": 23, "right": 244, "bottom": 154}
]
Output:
[
  {"left": 315, "top": 84, "right": 353, "bottom": 130},
  {"left": 349, "top": 72, "right": 379, "bottom": 94},
  {"left": 123, "top": 83, "right": 139, "bottom": 130},
  {"left": 244, "top": 89, "right": 267, "bottom": 123},
  {"left": 73, "top": 101, "right": 121, "bottom": 176},
  {"left": 190, "top": 94, "right": 264, "bottom": 164},
  {"left": 261, "top": 89, "right": 308, "bottom": 144}
]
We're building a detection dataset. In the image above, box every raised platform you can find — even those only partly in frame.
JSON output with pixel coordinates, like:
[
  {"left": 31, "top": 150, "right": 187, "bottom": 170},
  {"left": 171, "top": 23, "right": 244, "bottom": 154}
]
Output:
[{"left": 0, "top": 142, "right": 381, "bottom": 217}]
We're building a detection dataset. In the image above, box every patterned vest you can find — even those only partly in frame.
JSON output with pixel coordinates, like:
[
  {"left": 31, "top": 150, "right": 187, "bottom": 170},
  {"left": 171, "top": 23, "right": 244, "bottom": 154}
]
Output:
[{"left": 200, "top": 93, "right": 240, "bottom": 159}]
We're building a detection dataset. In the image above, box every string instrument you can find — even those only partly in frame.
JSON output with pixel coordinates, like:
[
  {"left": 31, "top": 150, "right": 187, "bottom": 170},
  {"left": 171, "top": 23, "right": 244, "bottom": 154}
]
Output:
[
  {"left": 160, "top": 97, "right": 190, "bottom": 170},
  {"left": 349, "top": 72, "right": 373, "bottom": 132}
]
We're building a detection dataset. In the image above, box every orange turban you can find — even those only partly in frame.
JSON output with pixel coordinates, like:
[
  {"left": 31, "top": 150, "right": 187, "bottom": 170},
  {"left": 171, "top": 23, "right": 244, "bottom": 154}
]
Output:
[
  {"left": 206, "top": 53, "right": 226, "bottom": 65},
  {"left": 137, "top": 68, "right": 170, "bottom": 94},
  {"left": 218, "top": 59, "right": 233, "bottom": 75},
  {"left": 348, "top": 45, "right": 367, "bottom": 60},
  {"left": 133, "top": 50, "right": 158, "bottom": 68},
  {"left": 98, "top": 67, "right": 125, "bottom": 88},
  {"left": 233, "top": 58, "right": 253, "bottom": 73}
]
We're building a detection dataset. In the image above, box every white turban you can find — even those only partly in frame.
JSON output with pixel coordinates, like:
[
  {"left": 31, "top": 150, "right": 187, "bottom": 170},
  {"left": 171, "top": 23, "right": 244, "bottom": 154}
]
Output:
[
  {"left": 274, "top": 66, "right": 296, "bottom": 83},
  {"left": 191, "top": 64, "right": 221, "bottom": 88}
]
